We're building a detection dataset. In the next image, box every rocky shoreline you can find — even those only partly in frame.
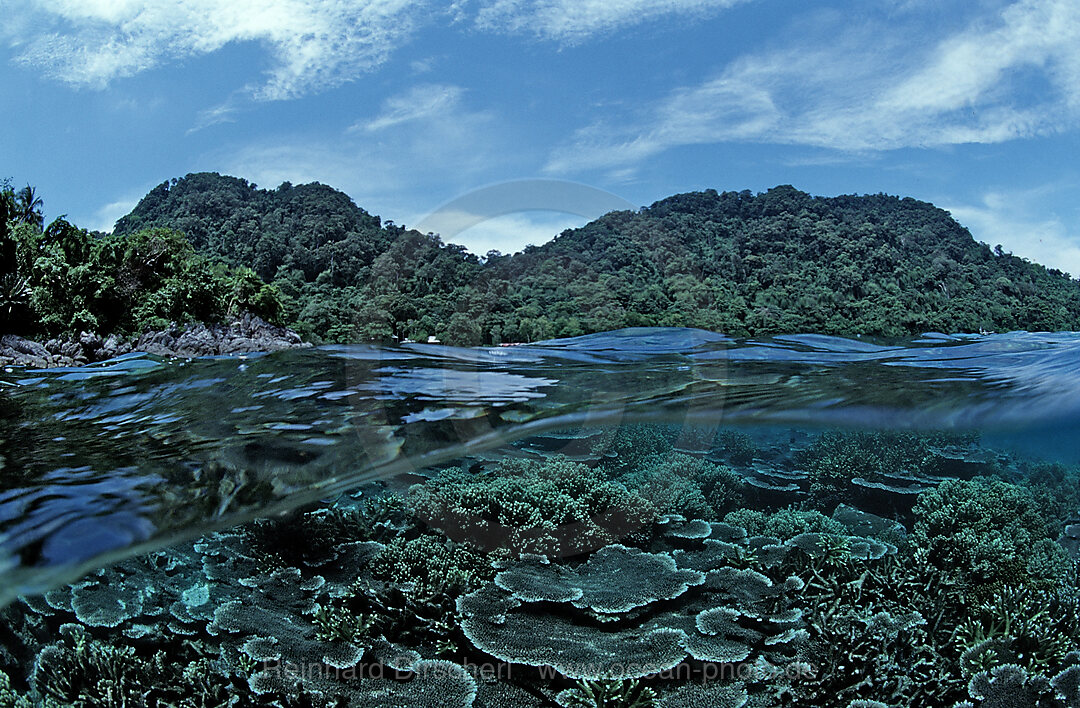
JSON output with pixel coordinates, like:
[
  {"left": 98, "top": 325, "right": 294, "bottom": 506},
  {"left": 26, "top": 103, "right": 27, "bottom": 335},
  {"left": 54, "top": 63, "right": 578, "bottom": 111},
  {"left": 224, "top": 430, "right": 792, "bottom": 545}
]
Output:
[{"left": 0, "top": 312, "right": 310, "bottom": 368}]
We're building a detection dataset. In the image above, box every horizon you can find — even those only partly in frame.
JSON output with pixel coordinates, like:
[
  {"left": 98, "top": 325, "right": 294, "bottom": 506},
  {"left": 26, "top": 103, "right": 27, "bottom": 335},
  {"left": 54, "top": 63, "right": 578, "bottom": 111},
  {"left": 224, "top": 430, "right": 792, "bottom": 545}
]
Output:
[{"left": 4, "top": 1, "right": 1080, "bottom": 272}]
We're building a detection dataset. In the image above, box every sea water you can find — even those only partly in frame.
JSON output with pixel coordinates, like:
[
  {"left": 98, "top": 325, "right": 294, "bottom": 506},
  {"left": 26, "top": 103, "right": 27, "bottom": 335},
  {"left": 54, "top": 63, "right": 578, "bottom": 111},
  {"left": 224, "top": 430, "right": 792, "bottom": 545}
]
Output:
[{"left": 0, "top": 328, "right": 1077, "bottom": 707}]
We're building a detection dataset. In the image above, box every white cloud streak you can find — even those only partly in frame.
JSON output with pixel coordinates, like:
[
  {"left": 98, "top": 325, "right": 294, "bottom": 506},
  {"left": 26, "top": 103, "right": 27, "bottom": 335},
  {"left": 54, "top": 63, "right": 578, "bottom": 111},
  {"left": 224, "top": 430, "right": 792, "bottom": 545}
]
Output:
[
  {"left": 475, "top": 0, "right": 749, "bottom": 42},
  {"left": 86, "top": 197, "right": 139, "bottom": 233},
  {"left": 10, "top": 0, "right": 424, "bottom": 100},
  {"left": 8, "top": 0, "right": 754, "bottom": 98},
  {"left": 216, "top": 83, "right": 503, "bottom": 225},
  {"left": 355, "top": 84, "right": 467, "bottom": 132},
  {"left": 547, "top": 0, "right": 1080, "bottom": 172},
  {"left": 945, "top": 188, "right": 1080, "bottom": 278}
]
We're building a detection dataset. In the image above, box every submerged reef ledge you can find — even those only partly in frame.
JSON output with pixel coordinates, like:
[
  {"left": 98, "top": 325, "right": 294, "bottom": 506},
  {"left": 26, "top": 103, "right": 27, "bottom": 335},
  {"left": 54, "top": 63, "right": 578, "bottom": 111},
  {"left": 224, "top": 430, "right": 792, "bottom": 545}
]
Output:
[{"left": 0, "top": 312, "right": 309, "bottom": 368}]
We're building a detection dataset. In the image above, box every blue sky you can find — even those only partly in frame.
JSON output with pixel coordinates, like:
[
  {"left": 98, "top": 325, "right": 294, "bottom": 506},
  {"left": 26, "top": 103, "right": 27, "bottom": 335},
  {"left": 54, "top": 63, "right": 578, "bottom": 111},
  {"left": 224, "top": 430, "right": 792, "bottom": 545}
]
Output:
[{"left": 3, "top": 0, "right": 1080, "bottom": 272}]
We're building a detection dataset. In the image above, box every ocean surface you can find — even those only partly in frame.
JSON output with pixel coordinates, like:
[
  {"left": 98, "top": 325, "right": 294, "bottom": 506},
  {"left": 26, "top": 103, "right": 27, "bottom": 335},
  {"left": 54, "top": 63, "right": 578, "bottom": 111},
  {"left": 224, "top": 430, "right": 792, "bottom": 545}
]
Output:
[{"left": 1, "top": 327, "right": 1078, "bottom": 707}]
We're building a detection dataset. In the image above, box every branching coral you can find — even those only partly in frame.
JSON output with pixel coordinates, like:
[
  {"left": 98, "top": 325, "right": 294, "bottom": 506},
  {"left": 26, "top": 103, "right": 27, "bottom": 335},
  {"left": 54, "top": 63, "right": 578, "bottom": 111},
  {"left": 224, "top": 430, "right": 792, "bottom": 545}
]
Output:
[
  {"left": 408, "top": 456, "right": 657, "bottom": 557},
  {"left": 723, "top": 507, "right": 847, "bottom": 541},
  {"left": 620, "top": 453, "right": 744, "bottom": 519},
  {"left": 557, "top": 678, "right": 657, "bottom": 708},
  {"left": 912, "top": 478, "right": 1071, "bottom": 594},
  {"left": 957, "top": 585, "right": 1079, "bottom": 676},
  {"left": 715, "top": 430, "right": 758, "bottom": 466},
  {"left": 0, "top": 670, "right": 31, "bottom": 708}
]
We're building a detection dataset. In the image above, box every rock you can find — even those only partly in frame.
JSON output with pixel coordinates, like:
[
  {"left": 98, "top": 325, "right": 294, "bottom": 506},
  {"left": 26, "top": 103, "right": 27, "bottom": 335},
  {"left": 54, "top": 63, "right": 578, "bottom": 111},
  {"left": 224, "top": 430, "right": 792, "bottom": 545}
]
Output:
[
  {"left": 0, "top": 314, "right": 308, "bottom": 368},
  {"left": 134, "top": 314, "right": 309, "bottom": 359},
  {"left": 0, "top": 334, "right": 57, "bottom": 368}
]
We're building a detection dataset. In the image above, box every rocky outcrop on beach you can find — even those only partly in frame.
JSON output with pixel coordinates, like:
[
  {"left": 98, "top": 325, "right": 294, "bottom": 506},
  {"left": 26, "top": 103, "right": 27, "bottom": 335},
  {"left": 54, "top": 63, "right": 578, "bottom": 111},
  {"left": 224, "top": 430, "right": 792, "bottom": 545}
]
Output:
[{"left": 0, "top": 313, "right": 309, "bottom": 368}]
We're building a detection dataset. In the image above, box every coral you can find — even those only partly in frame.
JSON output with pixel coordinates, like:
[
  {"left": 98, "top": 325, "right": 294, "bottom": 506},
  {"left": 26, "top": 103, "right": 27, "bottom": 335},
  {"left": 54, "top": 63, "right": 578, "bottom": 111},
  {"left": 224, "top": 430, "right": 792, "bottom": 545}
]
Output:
[
  {"left": 965, "top": 664, "right": 1049, "bottom": 708},
  {"left": 30, "top": 627, "right": 240, "bottom": 708},
  {"left": 654, "top": 682, "right": 748, "bottom": 708},
  {"left": 957, "top": 585, "right": 1079, "bottom": 675},
  {"left": 782, "top": 544, "right": 970, "bottom": 707},
  {"left": 723, "top": 507, "right": 847, "bottom": 540},
  {"left": 795, "top": 430, "right": 982, "bottom": 507},
  {"left": 369, "top": 534, "right": 492, "bottom": 597},
  {"left": 1016, "top": 461, "right": 1080, "bottom": 528},
  {"left": 592, "top": 425, "right": 674, "bottom": 472},
  {"left": 715, "top": 429, "right": 757, "bottom": 466},
  {"left": 556, "top": 678, "right": 657, "bottom": 708},
  {"left": 0, "top": 669, "right": 31, "bottom": 708},
  {"left": 620, "top": 453, "right": 744, "bottom": 519},
  {"left": 407, "top": 456, "right": 657, "bottom": 557},
  {"left": 831, "top": 503, "right": 908, "bottom": 549},
  {"left": 242, "top": 493, "right": 409, "bottom": 569},
  {"left": 312, "top": 605, "right": 375, "bottom": 644},
  {"left": 459, "top": 533, "right": 810, "bottom": 682},
  {"left": 495, "top": 545, "right": 705, "bottom": 615},
  {"left": 912, "top": 478, "right": 1071, "bottom": 593}
]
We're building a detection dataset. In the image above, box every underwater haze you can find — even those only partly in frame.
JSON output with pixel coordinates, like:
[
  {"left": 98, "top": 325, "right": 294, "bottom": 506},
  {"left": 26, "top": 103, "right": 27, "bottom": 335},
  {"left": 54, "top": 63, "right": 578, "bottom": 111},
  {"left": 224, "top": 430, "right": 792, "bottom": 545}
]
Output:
[{"left": 0, "top": 327, "right": 1079, "bottom": 707}]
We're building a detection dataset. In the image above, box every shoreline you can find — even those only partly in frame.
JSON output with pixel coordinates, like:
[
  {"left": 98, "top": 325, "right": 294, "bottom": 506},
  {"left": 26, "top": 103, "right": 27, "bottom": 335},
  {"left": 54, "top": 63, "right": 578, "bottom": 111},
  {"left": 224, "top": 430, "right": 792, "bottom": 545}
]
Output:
[{"left": 0, "top": 312, "right": 310, "bottom": 369}]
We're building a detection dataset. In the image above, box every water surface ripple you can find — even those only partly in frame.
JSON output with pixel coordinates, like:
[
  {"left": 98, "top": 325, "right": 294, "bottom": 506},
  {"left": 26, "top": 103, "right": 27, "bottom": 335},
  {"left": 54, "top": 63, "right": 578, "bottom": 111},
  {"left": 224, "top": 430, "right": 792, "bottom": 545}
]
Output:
[{"left": 2, "top": 327, "right": 1079, "bottom": 605}]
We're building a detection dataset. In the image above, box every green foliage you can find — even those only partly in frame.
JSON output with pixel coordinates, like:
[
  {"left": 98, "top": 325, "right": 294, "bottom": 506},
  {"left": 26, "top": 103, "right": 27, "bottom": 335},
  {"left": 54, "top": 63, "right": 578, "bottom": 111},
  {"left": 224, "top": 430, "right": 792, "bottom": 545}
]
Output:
[
  {"left": 17, "top": 223, "right": 233, "bottom": 336},
  {"left": 0, "top": 181, "right": 299, "bottom": 337},
  {"left": 227, "top": 267, "right": 284, "bottom": 324},
  {"left": 108, "top": 175, "right": 1080, "bottom": 344},
  {"left": 911, "top": 478, "right": 1072, "bottom": 594}
]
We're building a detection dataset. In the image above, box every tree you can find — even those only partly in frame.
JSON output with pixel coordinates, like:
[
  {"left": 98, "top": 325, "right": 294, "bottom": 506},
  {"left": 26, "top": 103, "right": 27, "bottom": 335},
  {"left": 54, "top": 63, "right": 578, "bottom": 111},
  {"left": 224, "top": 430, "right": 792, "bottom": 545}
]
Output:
[{"left": 13, "top": 185, "right": 43, "bottom": 230}]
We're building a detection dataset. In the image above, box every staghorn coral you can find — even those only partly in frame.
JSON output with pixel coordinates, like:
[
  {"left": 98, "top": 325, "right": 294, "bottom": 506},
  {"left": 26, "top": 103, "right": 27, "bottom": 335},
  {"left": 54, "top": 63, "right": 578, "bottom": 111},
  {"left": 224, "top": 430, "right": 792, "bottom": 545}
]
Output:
[
  {"left": 0, "top": 669, "right": 31, "bottom": 708},
  {"left": 369, "top": 534, "right": 493, "bottom": 597},
  {"left": 957, "top": 585, "right": 1079, "bottom": 676},
  {"left": 620, "top": 453, "right": 744, "bottom": 519},
  {"left": 723, "top": 507, "right": 847, "bottom": 541},
  {"left": 556, "top": 678, "right": 657, "bottom": 708},
  {"left": 912, "top": 478, "right": 1071, "bottom": 595},
  {"left": 407, "top": 456, "right": 657, "bottom": 557}
]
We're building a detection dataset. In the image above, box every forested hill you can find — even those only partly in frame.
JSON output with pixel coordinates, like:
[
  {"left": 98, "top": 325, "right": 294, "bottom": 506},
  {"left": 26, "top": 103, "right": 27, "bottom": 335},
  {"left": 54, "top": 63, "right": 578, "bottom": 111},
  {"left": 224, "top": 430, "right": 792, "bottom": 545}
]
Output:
[
  {"left": 114, "top": 173, "right": 395, "bottom": 284},
  {"left": 108, "top": 174, "right": 1080, "bottom": 344},
  {"left": 491, "top": 185, "right": 1080, "bottom": 339}
]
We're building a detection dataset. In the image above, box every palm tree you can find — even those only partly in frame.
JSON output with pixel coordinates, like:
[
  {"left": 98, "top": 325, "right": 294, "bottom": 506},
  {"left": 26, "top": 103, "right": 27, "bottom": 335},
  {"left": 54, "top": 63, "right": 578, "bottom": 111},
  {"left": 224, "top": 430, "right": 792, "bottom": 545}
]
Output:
[
  {"left": 14, "top": 185, "right": 43, "bottom": 230},
  {"left": 0, "top": 272, "right": 31, "bottom": 326}
]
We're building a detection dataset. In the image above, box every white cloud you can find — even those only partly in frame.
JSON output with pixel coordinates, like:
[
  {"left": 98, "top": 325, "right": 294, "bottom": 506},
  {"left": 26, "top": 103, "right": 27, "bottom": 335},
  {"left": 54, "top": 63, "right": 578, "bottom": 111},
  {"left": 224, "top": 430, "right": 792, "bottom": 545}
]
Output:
[
  {"left": 189, "top": 99, "right": 242, "bottom": 133},
  {"left": 85, "top": 197, "right": 139, "bottom": 233},
  {"left": 354, "top": 84, "right": 467, "bottom": 132},
  {"left": 945, "top": 187, "right": 1080, "bottom": 277},
  {"left": 432, "top": 211, "right": 590, "bottom": 255},
  {"left": 214, "top": 84, "right": 506, "bottom": 224},
  {"left": 475, "top": 0, "right": 748, "bottom": 42},
  {"left": 11, "top": 0, "right": 425, "bottom": 100},
  {"left": 547, "top": 0, "right": 1080, "bottom": 171},
  {"left": 8, "top": 0, "right": 752, "bottom": 99}
]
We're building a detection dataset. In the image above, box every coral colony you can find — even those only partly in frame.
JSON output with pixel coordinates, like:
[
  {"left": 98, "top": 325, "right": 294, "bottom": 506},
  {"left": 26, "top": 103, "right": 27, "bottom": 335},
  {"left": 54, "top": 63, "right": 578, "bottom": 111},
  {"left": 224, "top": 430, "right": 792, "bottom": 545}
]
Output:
[{"left": 1, "top": 426, "right": 1078, "bottom": 707}]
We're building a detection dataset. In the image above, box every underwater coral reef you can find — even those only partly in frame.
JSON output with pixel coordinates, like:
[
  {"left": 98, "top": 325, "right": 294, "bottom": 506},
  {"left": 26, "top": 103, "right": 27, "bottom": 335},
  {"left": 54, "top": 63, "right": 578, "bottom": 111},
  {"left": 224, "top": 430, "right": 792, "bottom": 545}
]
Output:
[{"left": 0, "top": 425, "right": 1077, "bottom": 708}]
